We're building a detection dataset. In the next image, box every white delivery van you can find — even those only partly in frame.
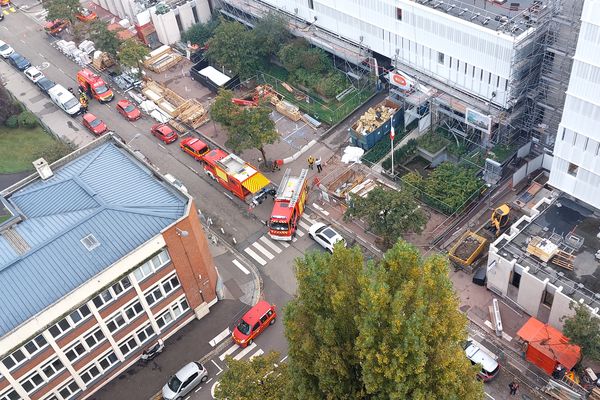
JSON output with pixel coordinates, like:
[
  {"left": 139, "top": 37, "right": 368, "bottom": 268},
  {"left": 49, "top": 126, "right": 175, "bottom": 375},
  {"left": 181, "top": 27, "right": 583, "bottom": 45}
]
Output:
[
  {"left": 463, "top": 338, "right": 500, "bottom": 382},
  {"left": 48, "top": 84, "right": 81, "bottom": 116}
]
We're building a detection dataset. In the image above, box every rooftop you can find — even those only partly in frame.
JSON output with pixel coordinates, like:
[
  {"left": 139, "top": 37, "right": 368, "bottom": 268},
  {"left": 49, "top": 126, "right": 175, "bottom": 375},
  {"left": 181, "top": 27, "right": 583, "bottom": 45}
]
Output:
[
  {"left": 496, "top": 196, "right": 600, "bottom": 310},
  {"left": 0, "top": 139, "right": 187, "bottom": 337},
  {"left": 415, "top": 0, "right": 551, "bottom": 37}
]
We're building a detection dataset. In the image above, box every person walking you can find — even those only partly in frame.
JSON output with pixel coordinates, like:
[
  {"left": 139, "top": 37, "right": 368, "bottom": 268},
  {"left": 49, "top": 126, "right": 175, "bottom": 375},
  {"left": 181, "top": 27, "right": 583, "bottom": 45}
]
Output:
[
  {"left": 315, "top": 157, "right": 322, "bottom": 173},
  {"left": 509, "top": 381, "right": 519, "bottom": 395},
  {"left": 307, "top": 156, "right": 315, "bottom": 170}
]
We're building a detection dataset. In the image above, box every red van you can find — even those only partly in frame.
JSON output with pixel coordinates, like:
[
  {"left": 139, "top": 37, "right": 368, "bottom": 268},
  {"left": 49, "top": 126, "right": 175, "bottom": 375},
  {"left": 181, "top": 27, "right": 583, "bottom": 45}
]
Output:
[{"left": 232, "top": 301, "right": 276, "bottom": 347}]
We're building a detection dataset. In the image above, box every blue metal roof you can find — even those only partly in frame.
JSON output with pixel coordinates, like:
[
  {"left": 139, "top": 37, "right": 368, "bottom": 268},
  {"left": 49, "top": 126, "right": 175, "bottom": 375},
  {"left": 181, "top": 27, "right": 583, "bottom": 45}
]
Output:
[{"left": 0, "top": 143, "right": 187, "bottom": 336}]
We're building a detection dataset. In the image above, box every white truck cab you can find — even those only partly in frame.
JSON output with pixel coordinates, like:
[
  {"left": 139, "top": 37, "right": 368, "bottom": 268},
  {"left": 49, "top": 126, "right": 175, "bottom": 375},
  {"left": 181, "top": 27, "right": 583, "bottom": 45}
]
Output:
[{"left": 48, "top": 84, "right": 81, "bottom": 116}]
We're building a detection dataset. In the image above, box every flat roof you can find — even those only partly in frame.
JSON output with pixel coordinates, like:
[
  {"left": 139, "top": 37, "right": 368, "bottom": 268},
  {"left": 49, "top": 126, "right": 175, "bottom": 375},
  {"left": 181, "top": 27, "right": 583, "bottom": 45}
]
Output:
[
  {"left": 415, "top": 0, "right": 550, "bottom": 36},
  {"left": 0, "top": 140, "right": 187, "bottom": 337},
  {"left": 496, "top": 197, "right": 600, "bottom": 310}
]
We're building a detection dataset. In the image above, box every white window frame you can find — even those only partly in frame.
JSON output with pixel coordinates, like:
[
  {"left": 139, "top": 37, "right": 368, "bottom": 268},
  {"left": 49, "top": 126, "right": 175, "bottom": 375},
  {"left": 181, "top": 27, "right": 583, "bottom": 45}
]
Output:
[
  {"left": 155, "top": 296, "right": 190, "bottom": 329},
  {"left": 135, "top": 324, "right": 155, "bottom": 345},
  {"left": 98, "top": 351, "right": 119, "bottom": 371},
  {"left": 118, "top": 336, "right": 138, "bottom": 357},
  {"left": 20, "top": 355, "right": 65, "bottom": 395},
  {"left": 106, "top": 299, "right": 145, "bottom": 334},
  {"left": 57, "top": 379, "right": 81, "bottom": 400},
  {"left": 64, "top": 327, "right": 106, "bottom": 362},
  {"left": 80, "top": 363, "right": 101, "bottom": 384},
  {"left": 92, "top": 276, "right": 132, "bottom": 310},
  {"left": 144, "top": 272, "right": 181, "bottom": 307},
  {"left": 49, "top": 304, "right": 91, "bottom": 339},
  {"left": 2, "top": 333, "right": 49, "bottom": 371},
  {"left": 0, "top": 388, "right": 20, "bottom": 400},
  {"left": 132, "top": 249, "right": 171, "bottom": 283}
]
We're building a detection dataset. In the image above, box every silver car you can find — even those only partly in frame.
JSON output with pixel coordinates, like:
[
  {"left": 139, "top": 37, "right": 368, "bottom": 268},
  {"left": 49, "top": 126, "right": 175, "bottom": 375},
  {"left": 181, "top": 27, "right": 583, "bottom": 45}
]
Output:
[{"left": 162, "top": 361, "right": 208, "bottom": 400}]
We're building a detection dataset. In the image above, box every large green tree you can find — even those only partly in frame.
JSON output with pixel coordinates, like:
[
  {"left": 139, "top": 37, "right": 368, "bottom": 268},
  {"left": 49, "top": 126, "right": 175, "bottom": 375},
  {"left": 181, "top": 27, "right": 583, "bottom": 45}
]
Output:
[
  {"left": 89, "top": 21, "right": 120, "bottom": 58},
  {"left": 118, "top": 39, "right": 150, "bottom": 72},
  {"left": 284, "top": 242, "right": 484, "bottom": 400},
  {"left": 210, "top": 89, "right": 238, "bottom": 128},
  {"left": 205, "top": 19, "right": 260, "bottom": 78},
  {"left": 344, "top": 187, "right": 427, "bottom": 248},
  {"left": 253, "top": 13, "right": 291, "bottom": 57},
  {"left": 181, "top": 16, "right": 220, "bottom": 46},
  {"left": 43, "top": 0, "right": 80, "bottom": 24},
  {"left": 562, "top": 302, "right": 600, "bottom": 361},
  {"left": 214, "top": 352, "right": 289, "bottom": 400}
]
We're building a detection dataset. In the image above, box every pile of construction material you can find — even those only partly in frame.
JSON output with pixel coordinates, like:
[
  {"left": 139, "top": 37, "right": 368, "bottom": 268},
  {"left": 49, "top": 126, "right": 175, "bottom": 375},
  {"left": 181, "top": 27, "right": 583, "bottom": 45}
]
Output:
[
  {"left": 55, "top": 40, "right": 92, "bottom": 66},
  {"left": 143, "top": 45, "right": 183, "bottom": 73},
  {"left": 354, "top": 103, "right": 397, "bottom": 135},
  {"left": 141, "top": 79, "right": 208, "bottom": 128},
  {"left": 92, "top": 51, "right": 115, "bottom": 71},
  {"left": 275, "top": 100, "right": 301, "bottom": 121}
]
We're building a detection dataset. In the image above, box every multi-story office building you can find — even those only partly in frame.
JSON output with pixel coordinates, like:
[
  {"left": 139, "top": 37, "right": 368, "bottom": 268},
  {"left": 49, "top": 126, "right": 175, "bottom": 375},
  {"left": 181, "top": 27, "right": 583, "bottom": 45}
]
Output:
[{"left": 0, "top": 135, "right": 218, "bottom": 400}]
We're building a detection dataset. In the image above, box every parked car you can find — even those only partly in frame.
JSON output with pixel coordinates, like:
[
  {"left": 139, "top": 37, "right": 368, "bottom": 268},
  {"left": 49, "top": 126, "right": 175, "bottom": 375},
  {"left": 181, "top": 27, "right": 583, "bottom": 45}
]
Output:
[
  {"left": 151, "top": 123, "right": 178, "bottom": 144},
  {"left": 44, "top": 19, "right": 69, "bottom": 35},
  {"left": 75, "top": 8, "right": 97, "bottom": 22},
  {"left": 308, "top": 223, "right": 346, "bottom": 253},
  {"left": 116, "top": 99, "right": 141, "bottom": 121},
  {"left": 463, "top": 338, "right": 500, "bottom": 382},
  {"left": 232, "top": 300, "right": 276, "bottom": 347},
  {"left": 35, "top": 77, "right": 56, "bottom": 95},
  {"left": 24, "top": 66, "right": 44, "bottom": 83},
  {"left": 8, "top": 53, "right": 31, "bottom": 71},
  {"left": 0, "top": 40, "right": 14, "bottom": 58},
  {"left": 82, "top": 113, "right": 108, "bottom": 136},
  {"left": 162, "top": 362, "right": 208, "bottom": 400},
  {"left": 180, "top": 137, "right": 209, "bottom": 161}
]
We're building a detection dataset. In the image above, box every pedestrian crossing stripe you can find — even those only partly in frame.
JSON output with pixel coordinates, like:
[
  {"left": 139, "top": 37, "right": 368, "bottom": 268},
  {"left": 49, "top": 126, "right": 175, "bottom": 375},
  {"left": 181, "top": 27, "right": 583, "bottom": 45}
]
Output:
[
  {"left": 219, "top": 343, "right": 239, "bottom": 361},
  {"left": 259, "top": 236, "right": 282, "bottom": 254},
  {"left": 233, "top": 342, "right": 257, "bottom": 360},
  {"left": 252, "top": 242, "right": 274, "bottom": 260},
  {"left": 244, "top": 247, "right": 266, "bottom": 266},
  {"left": 298, "top": 220, "right": 311, "bottom": 231},
  {"left": 250, "top": 349, "right": 264, "bottom": 360}
]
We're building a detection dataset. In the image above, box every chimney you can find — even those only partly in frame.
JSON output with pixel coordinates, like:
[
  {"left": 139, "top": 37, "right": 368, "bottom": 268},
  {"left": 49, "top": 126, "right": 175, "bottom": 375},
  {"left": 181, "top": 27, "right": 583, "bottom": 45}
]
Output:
[{"left": 32, "top": 158, "right": 54, "bottom": 180}]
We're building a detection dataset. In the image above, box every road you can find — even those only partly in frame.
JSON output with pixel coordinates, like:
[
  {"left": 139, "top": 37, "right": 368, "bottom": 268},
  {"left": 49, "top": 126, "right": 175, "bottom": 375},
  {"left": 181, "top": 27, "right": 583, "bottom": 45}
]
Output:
[{"left": 0, "top": 6, "right": 547, "bottom": 400}]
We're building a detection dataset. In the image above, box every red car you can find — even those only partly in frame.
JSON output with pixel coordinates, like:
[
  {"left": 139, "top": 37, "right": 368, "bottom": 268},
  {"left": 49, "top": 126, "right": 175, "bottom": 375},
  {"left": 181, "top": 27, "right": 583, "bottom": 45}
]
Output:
[
  {"left": 180, "top": 137, "right": 209, "bottom": 161},
  {"left": 151, "top": 124, "right": 178, "bottom": 144},
  {"left": 116, "top": 99, "right": 141, "bottom": 121},
  {"left": 75, "top": 8, "right": 97, "bottom": 22},
  {"left": 44, "top": 19, "right": 69, "bottom": 35},
  {"left": 82, "top": 113, "right": 108, "bottom": 136},
  {"left": 232, "top": 301, "right": 276, "bottom": 347}
]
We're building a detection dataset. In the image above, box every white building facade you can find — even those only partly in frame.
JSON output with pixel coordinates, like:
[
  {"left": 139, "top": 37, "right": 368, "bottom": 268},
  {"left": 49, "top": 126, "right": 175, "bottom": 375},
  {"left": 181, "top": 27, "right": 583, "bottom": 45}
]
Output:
[{"left": 549, "top": 0, "right": 600, "bottom": 209}]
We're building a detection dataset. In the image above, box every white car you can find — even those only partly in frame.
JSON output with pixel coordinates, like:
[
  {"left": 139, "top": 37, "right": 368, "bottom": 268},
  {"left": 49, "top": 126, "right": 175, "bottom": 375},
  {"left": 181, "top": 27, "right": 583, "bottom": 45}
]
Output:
[
  {"left": 24, "top": 66, "right": 45, "bottom": 83},
  {"left": 308, "top": 222, "right": 346, "bottom": 253},
  {"left": 463, "top": 338, "right": 500, "bottom": 381},
  {"left": 0, "top": 40, "right": 14, "bottom": 58},
  {"left": 162, "top": 362, "right": 208, "bottom": 400}
]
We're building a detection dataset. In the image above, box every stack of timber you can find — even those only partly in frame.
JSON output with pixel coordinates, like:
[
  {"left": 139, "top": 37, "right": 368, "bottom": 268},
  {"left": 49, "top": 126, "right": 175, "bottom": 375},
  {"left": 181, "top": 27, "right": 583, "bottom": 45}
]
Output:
[
  {"left": 276, "top": 100, "right": 301, "bottom": 121},
  {"left": 92, "top": 51, "right": 114, "bottom": 70},
  {"left": 354, "top": 103, "right": 397, "bottom": 135},
  {"left": 143, "top": 45, "right": 183, "bottom": 73},
  {"left": 172, "top": 99, "right": 208, "bottom": 129},
  {"left": 551, "top": 250, "right": 575, "bottom": 271}
]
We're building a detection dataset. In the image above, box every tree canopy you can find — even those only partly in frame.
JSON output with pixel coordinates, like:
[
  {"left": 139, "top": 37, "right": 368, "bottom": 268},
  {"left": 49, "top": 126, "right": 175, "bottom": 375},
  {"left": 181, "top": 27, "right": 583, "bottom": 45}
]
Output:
[
  {"left": 210, "top": 89, "right": 278, "bottom": 162},
  {"left": 118, "top": 39, "right": 150, "bottom": 71},
  {"left": 284, "top": 241, "right": 483, "bottom": 399},
  {"left": 89, "top": 21, "right": 120, "bottom": 57},
  {"left": 253, "top": 13, "right": 291, "bottom": 57},
  {"left": 182, "top": 16, "right": 220, "bottom": 46},
  {"left": 43, "top": 0, "right": 80, "bottom": 24},
  {"left": 344, "top": 187, "right": 427, "bottom": 248},
  {"left": 562, "top": 302, "right": 600, "bottom": 361},
  {"left": 214, "top": 351, "right": 289, "bottom": 400}
]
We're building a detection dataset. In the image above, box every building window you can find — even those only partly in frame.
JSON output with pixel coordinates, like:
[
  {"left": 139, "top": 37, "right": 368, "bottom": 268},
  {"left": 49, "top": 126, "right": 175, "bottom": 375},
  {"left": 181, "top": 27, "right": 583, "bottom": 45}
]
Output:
[
  {"left": 136, "top": 324, "right": 155, "bottom": 344},
  {"left": 0, "top": 389, "right": 20, "bottom": 400},
  {"left": 80, "top": 234, "right": 100, "bottom": 251},
  {"left": 20, "top": 358, "right": 64, "bottom": 394},
  {"left": 145, "top": 273, "right": 181, "bottom": 306},
  {"left": 156, "top": 297, "right": 190, "bottom": 329},
  {"left": 175, "top": 13, "right": 183, "bottom": 33},
  {"left": 99, "top": 351, "right": 118, "bottom": 370},
  {"left": 106, "top": 300, "right": 144, "bottom": 334},
  {"left": 567, "top": 163, "right": 579, "bottom": 177},
  {"left": 396, "top": 7, "right": 403, "bottom": 20},
  {"left": 308, "top": 0, "right": 314, "bottom": 9},
  {"left": 464, "top": 63, "right": 468, "bottom": 74},
  {"left": 472, "top": 66, "right": 476, "bottom": 78},
  {"left": 191, "top": 5, "right": 199, "bottom": 24},
  {"left": 58, "top": 380, "right": 80, "bottom": 400},
  {"left": 480, "top": 69, "right": 484, "bottom": 81},
  {"left": 80, "top": 364, "right": 101, "bottom": 384},
  {"left": 438, "top": 52, "right": 444, "bottom": 64},
  {"left": 133, "top": 249, "right": 171, "bottom": 283},
  {"left": 65, "top": 342, "right": 87, "bottom": 362},
  {"left": 118, "top": 336, "right": 139, "bottom": 356},
  {"left": 542, "top": 289, "right": 554, "bottom": 307},
  {"left": 93, "top": 276, "right": 131, "bottom": 310},
  {"left": 145, "top": 287, "right": 164, "bottom": 306},
  {"left": 488, "top": 73, "right": 492, "bottom": 85},
  {"left": 449, "top": 57, "right": 452, "bottom": 69},
  {"left": 84, "top": 328, "right": 105, "bottom": 348}
]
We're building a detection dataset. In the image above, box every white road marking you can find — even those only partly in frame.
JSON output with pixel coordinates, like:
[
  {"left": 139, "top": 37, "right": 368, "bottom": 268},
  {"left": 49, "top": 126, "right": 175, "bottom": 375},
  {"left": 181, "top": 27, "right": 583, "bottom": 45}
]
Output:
[
  {"left": 211, "top": 359, "right": 223, "bottom": 375},
  {"left": 252, "top": 242, "right": 274, "bottom": 259},
  {"left": 298, "top": 220, "right": 311, "bottom": 231},
  {"left": 249, "top": 349, "right": 264, "bottom": 360},
  {"left": 244, "top": 247, "right": 267, "bottom": 265},
  {"left": 259, "top": 236, "right": 282, "bottom": 253},
  {"left": 233, "top": 342, "right": 257, "bottom": 360},
  {"left": 195, "top": 386, "right": 202, "bottom": 392},
  {"left": 296, "top": 229, "right": 305, "bottom": 237},
  {"left": 292, "top": 236, "right": 298, "bottom": 242},
  {"left": 232, "top": 259, "right": 250, "bottom": 275},
  {"left": 209, "top": 328, "right": 231, "bottom": 347},
  {"left": 279, "top": 240, "right": 290, "bottom": 248},
  {"left": 280, "top": 355, "right": 288, "bottom": 362},
  {"left": 219, "top": 343, "right": 240, "bottom": 361},
  {"left": 484, "top": 393, "right": 495, "bottom": 399},
  {"left": 158, "top": 143, "right": 166, "bottom": 150}
]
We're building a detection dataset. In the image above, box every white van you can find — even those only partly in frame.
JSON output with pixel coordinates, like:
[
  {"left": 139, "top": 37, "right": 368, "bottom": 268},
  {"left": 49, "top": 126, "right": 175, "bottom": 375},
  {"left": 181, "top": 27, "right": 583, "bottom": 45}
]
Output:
[
  {"left": 48, "top": 84, "right": 81, "bottom": 116},
  {"left": 463, "top": 338, "right": 500, "bottom": 382}
]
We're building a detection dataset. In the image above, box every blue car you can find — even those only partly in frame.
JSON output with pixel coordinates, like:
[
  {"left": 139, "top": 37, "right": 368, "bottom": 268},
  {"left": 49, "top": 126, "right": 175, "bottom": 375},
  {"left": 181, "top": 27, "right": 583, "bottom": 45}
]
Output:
[{"left": 8, "top": 53, "right": 31, "bottom": 71}]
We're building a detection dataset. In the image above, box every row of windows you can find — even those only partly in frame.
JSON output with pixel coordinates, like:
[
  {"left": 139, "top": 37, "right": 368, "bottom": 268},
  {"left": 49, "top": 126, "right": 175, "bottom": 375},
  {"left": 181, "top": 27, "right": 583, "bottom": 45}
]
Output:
[
  {"left": 133, "top": 249, "right": 171, "bottom": 282},
  {"left": 20, "top": 357, "right": 64, "bottom": 395},
  {"left": 2, "top": 334, "right": 48, "bottom": 371},
  {"left": 145, "top": 274, "right": 181, "bottom": 307},
  {"left": 79, "top": 350, "right": 119, "bottom": 385},
  {"left": 106, "top": 299, "right": 145, "bottom": 334},
  {"left": 118, "top": 323, "right": 155, "bottom": 357},
  {"left": 64, "top": 327, "right": 105, "bottom": 363},
  {"left": 0, "top": 389, "right": 19, "bottom": 400},
  {"left": 49, "top": 304, "right": 91, "bottom": 339},
  {"left": 42, "top": 379, "right": 81, "bottom": 400},
  {"left": 92, "top": 276, "right": 132, "bottom": 310},
  {"left": 156, "top": 297, "right": 190, "bottom": 329}
]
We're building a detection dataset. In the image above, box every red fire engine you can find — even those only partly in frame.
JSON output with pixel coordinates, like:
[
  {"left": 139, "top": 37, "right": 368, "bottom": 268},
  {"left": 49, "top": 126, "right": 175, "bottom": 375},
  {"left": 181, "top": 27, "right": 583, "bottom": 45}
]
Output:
[
  {"left": 268, "top": 169, "right": 309, "bottom": 241},
  {"left": 76, "top": 69, "right": 114, "bottom": 103},
  {"left": 202, "top": 149, "right": 271, "bottom": 200}
]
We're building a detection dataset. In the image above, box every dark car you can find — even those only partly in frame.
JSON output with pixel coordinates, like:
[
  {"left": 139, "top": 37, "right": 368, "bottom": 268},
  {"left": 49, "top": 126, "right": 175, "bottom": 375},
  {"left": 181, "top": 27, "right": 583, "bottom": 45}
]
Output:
[
  {"left": 8, "top": 53, "right": 31, "bottom": 71},
  {"left": 35, "top": 78, "right": 56, "bottom": 95}
]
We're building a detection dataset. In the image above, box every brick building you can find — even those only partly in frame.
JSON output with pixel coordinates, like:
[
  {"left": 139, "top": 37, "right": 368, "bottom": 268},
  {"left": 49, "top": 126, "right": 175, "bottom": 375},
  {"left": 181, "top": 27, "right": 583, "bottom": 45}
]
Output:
[{"left": 0, "top": 135, "right": 218, "bottom": 400}]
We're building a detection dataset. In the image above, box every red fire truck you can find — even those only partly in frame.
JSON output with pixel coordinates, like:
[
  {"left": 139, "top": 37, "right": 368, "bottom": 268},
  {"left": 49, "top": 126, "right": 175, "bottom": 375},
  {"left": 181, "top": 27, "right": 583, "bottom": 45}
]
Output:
[
  {"left": 76, "top": 69, "right": 114, "bottom": 103},
  {"left": 202, "top": 149, "right": 271, "bottom": 200},
  {"left": 268, "top": 169, "right": 309, "bottom": 241}
]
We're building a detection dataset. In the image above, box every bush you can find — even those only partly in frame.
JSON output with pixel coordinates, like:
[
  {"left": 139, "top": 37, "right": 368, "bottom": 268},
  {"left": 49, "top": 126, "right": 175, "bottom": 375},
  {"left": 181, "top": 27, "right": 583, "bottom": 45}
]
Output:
[
  {"left": 17, "top": 111, "right": 38, "bottom": 129},
  {"left": 5, "top": 115, "right": 18, "bottom": 128},
  {"left": 32, "top": 139, "right": 75, "bottom": 163},
  {"left": 416, "top": 131, "right": 450, "bottom": 154},
  {"left": 316, "top": 73, "right": 347, "bottom": 98},
  {"left": 362, "top": 138, "right": 392, "bottom": 164},
  {"left": 382, "top": 139, "right": 418, "bottom": 170}
]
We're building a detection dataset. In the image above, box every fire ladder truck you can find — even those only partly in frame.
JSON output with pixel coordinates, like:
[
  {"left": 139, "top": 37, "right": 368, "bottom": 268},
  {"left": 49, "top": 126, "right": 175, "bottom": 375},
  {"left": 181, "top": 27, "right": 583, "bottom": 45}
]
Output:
[{"left": 268, "top": 168, "right": 309, "bottom": 241}]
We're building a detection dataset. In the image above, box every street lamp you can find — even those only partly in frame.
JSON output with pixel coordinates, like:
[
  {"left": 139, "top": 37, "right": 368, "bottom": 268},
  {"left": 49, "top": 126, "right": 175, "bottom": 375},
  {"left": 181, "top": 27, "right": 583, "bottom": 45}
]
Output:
[
  {"left": 127, "top": 133, "right": 141, "bottom": 146},
  {"left": 176, "top": 228, "right": 206, "bottom": 303}
]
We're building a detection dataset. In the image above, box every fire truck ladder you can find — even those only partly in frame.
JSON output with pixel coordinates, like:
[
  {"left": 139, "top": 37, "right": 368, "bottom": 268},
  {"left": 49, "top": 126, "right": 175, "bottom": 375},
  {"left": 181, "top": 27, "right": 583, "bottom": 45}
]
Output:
[{"left": 275, "top": 168, "right": 308, "bottom": 209}]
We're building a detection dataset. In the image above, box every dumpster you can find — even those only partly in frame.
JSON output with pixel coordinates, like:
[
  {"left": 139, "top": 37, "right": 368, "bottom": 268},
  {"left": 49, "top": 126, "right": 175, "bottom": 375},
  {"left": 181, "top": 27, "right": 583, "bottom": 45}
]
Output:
[{"left": 350, "top": 99, "right": 403, "bottom": 150}]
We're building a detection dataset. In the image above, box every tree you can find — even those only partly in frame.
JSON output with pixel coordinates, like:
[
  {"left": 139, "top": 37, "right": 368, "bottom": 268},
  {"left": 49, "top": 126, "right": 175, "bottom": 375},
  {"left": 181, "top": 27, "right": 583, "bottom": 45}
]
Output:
[
  {"left": 17, "top": 111, "right": 38, "bottom": 129},
  {"left": 210, "top": 89, "right": 238, "bottom": 128},
  {"left": 89, "top": 21, "right": 120, "bottom": 58},
  {"left": 562, "top": 302, "right": 600, "bottom": 361},
  {"left": 345, "top": 187, "right": 427, "bottom": 248},
  {"left": 253, "top": 13, "right": 291, "bottom": 57},
  {"left": 181, "top": 16, "right": 220, "bottom": 46},
  {"left": 0, "top": 86, "right": 22, "bottom": 125},
  {"left": 118, "top": 39, "right": 150, "bottom": 73},
  {"left": 214, "top": 352, "right": 289, "bottom": 400},
  {"left": 205, "top": 19, "right": 260, "bottom": 78},
  {"left": 284, "top": 247, "right": 366, "bottom": 399},
  {"left": 43, "top": 0, "right": 80, "bottom": 24},
  {"left": 284, "top": 242, "right": 484, "bottom": 400},
  {"left": 356, "top": 242, "right": 483, "bottom": 399}
]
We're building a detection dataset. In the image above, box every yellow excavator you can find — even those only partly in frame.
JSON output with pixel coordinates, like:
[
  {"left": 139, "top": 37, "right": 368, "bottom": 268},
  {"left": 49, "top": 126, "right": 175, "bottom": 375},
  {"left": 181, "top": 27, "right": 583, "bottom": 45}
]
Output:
[{"left": 489, "top": 204, "right": 510, "bottom": 236}]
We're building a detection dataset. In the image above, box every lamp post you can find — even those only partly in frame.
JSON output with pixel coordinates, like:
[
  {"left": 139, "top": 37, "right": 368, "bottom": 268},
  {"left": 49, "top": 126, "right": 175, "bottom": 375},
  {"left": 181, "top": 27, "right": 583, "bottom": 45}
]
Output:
[
  {"left": 176, "top": 228, "right": 205, "bottom": 303},
  {"left": 127, "top": 133, "right": 141, "bottom": 146}
]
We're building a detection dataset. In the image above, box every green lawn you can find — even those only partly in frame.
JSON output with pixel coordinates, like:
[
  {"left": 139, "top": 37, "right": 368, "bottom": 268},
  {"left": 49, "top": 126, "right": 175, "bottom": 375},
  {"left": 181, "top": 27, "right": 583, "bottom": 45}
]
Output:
[{"left": 0, "top": 126, "right": 63, "bottom": 174}]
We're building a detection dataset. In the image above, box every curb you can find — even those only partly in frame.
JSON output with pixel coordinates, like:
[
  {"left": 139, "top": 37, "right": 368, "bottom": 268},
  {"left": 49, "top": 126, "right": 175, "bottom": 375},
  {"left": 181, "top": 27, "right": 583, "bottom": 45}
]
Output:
[{"left": 280, "top": 139, "right": 317, "bottom": 165}]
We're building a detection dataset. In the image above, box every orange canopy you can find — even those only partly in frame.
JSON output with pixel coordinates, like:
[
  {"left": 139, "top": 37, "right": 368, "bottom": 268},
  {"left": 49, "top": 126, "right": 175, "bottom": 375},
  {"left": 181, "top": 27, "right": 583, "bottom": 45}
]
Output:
[{"left": 517, "top": 317, "right": 581, "bottom": 374}]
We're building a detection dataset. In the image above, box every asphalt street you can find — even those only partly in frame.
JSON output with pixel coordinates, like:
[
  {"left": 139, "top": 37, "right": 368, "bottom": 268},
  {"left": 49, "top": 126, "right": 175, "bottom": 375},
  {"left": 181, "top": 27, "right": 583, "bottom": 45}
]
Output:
[{"left": 0, "top": 6, "right": 546, "bottom": 399}]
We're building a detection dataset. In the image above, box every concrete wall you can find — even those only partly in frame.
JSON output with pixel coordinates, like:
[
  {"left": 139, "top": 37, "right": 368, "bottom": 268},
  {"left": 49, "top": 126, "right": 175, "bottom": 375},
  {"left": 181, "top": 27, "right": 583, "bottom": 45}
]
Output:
[
  {"left": 195, "top": 0, "right": 211, "bottom": 23},
  {"left": 516, "top": 271, "right": 546, "bottom": 317},
  {"left": 486, "top": 251, "right": 514, "bottom": 296},
  {"left": 178, "top": 2, "right": 196, "bottom": 31},
  {"left": 548, "top": 288, "right": 575, "bottom": 330},
  {"left": 151, "top": 10, "right": 181, "bottom": 45}
]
